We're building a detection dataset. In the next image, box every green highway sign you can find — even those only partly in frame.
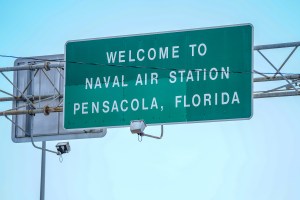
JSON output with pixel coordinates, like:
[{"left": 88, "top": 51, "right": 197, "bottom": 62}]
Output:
[{"left": 64, "top": 24, "right": 253, "bottom": 129}]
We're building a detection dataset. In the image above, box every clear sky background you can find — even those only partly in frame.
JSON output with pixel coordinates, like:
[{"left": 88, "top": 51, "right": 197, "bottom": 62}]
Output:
[{"left": 1, "top": 1, "right": 300, "bottom": 200}]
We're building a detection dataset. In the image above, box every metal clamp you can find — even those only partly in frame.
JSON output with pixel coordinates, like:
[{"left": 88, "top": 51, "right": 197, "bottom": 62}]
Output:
[
  {"left": 43, "top": 106, "right": 50, "bottom": 116},
  {"left": 44, "top": 61, "right": 51, "bottom": 71}
]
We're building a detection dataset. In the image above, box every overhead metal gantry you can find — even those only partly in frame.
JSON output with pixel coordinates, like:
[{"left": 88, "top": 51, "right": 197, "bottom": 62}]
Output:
[{"left": 0, "top": 41, "right": 299, "bottom": 117}]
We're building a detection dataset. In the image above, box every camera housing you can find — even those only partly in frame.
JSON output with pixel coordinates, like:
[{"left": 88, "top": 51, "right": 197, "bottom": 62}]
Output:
[
  {"left": 56, "top": 142, "right": 71, "bottom": 155},
  {"left": 130, "top": 120, "right": 146, "bottom": 134}
]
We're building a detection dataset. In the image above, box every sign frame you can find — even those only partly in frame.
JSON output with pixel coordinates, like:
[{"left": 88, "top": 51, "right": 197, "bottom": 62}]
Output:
[{"left": 12, "top": 55, "right": 107, "bottom": 143}]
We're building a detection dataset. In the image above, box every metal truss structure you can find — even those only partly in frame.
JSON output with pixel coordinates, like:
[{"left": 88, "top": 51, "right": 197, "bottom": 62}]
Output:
[
  {"left": 0, "top": 55, "right": 106, "bottom": 143},
  {"left": 253, "top": 42, "right": 300, "bottom": 98},
  {"left": 0, "top": 41, "right": 299, "bottom": 139}
]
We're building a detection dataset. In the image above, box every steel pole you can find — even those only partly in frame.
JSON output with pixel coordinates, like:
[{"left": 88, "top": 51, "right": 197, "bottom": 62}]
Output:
[
  {"left": 40, "top": 141, "right": 46, "bottom": 200},
  {"left": 0, "top": 62, "right": 64, "bottom": 72},
  {"left": 0, "top": 106, "right": 63, "bottom": 116}
]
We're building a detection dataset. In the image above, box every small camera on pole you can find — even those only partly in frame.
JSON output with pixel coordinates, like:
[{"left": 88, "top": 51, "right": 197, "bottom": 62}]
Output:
[{"left": 56, "top": 142, "right": 71, "bottom": 155}]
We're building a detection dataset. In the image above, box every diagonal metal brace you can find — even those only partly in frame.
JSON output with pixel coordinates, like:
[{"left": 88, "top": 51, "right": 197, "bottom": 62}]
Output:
[
  {"left": 257, "top": 50, "right": 299, "bottom": 92},
  {"left": 139, "top": 125, "right": 164, "bottom": 139}
]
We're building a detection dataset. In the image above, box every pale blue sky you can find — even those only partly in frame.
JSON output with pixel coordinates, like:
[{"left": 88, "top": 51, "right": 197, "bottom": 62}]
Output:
[{"left": 1, "top": 1, "right": 300, "bottom": 200}]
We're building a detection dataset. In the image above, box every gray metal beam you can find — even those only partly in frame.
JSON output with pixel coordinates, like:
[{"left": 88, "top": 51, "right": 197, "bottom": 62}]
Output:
[
  {"left": 1, "top": 89, "right": 300, "bottom": 116},
  {"left": 254, "top": 41, "right": 300, "bottom": 50},
  {"left": 0, "top": 106, "right": 63, "bottom": 116},
  {"left": 0, "top": 62, "right": 64, "bottom": 72},
  {"left": 253, "top": 74, "right": 300, "bottom": 82},
  {"left": 254, "top": 91, "right": 300, "bottom": 98},
  {"left": 40, "top": 141, "right": 46, "bottom": 200},
  {"left": 0, "top": 95, "right": 63, "bottom": 102}
]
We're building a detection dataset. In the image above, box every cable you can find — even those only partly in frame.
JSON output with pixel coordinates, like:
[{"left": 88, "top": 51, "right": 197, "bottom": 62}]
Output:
[
  {"left": 4, "top": 115, "right": 58, "bottom": 155},
  {"left": 0, "top": 54, "right": 298, "bottom": 75}
]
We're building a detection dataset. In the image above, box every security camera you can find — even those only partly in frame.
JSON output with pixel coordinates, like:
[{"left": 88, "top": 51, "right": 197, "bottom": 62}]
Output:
[
  {"left": 130, "top": 120, "right": 146, "bottom": 134},
  {"left": 56, "top": 142, "right": 71, "bottom": 155}
]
